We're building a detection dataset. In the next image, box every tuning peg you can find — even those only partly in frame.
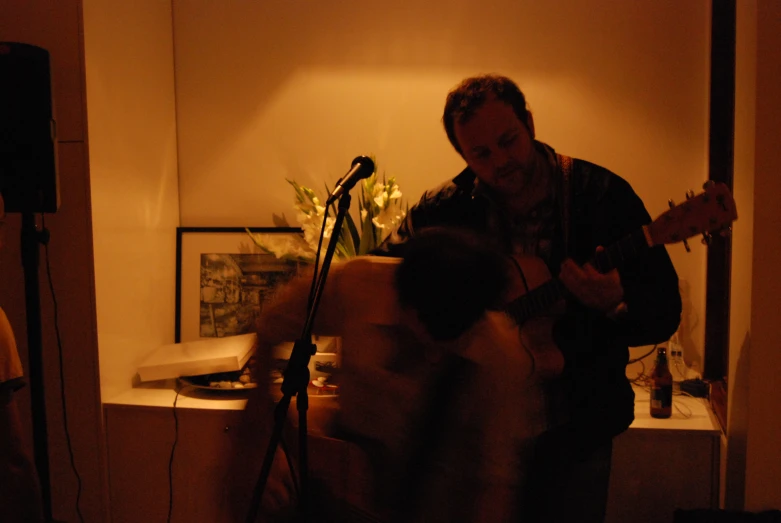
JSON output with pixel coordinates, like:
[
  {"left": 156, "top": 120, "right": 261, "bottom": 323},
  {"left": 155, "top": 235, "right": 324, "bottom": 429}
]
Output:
[
  {"left": 669, "top": 199, "right": 692, "bottom": 252},
  {"left": 703, "top": 180, "right": 715, "bottom": 190},
  {"left": 686, "top": 190, "right": 695, "bottom": 199},
  {"left": 702, "top": 232, "right": 713, "bottom": 245}
]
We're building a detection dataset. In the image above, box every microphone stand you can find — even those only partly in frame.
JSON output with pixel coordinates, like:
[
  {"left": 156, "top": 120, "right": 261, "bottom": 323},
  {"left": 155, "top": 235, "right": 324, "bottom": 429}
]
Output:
[{"left": 245, "top": 192, "right": 353, "bottom": 523}]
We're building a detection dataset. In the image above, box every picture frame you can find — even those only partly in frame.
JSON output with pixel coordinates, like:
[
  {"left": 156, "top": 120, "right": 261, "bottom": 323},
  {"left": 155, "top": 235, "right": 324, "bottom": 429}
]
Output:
[{"left": 174, "top": 226, "right": 304, "bottom": 343}]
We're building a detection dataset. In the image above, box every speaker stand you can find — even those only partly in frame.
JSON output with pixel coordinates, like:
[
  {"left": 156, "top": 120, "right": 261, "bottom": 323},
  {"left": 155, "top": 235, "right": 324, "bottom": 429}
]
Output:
[{"left": 21, "top": 211, "right": 54, "bottom": 522}]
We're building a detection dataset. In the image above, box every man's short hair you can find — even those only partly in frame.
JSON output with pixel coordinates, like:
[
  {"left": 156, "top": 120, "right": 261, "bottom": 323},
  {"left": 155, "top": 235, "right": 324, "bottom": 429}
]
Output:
[{"left": 442, "top": 74, "right": 530, "bottom": 155}]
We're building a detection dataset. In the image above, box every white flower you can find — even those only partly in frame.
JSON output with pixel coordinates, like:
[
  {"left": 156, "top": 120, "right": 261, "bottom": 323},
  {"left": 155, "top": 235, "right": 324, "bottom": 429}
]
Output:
[
  {"left": 371, "top": 205, "right": 406, "bottom": 241},
  {"left": 249, "top": 162, "right": 406, "bottom": 261},
  {"left": 372, "top": 183, "right": 387, "bottom": 208},
  {"left": 246, "top": 231, "right": 313, "bottom": 261},
  {"left": 261, "top": 234, "right": 312, "bottom": 259},
  {"left": 294, "top": 200, "right": 324, "bottom": 218},
  {"left": 301, "top": 214, "right": 335, "bottom": 248}
]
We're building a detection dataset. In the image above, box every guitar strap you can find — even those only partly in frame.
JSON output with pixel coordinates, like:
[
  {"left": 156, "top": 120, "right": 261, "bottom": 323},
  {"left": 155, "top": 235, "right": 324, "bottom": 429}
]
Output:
[{"left": 558, "top": 154, "right": 574, "bottom": 259}]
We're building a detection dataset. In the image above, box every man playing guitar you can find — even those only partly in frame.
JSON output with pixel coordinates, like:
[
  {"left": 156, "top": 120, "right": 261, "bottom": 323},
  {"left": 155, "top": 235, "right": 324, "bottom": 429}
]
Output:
[
  {"left": 235, "top": 74, "right": 736, "bottom": 523},
  {"left": 374, "top": 74, "right": 684, "bottom": 523}
]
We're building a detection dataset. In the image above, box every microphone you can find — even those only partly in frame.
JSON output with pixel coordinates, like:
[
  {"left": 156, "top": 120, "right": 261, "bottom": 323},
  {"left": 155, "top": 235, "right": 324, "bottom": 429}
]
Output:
[{"left": 326, "top": 156, "right": 375, "bottom": 205}]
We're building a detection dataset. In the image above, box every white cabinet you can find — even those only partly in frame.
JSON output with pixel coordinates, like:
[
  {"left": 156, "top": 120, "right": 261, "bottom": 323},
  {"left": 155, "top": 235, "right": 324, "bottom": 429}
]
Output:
[
  {"left": 606, "top": 388, "right": 721, "bottom": 523},
  {"left": 105, "top": 386, "right": 720, "bottom": 522},
  {"left": 105, "top": 392, "right": 246, "bottom": 523}
]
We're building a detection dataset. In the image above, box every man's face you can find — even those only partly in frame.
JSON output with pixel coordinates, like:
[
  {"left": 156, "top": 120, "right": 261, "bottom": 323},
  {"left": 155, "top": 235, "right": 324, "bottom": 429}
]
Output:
[{"left": 454, "top": 97, "right": 538, "bottom": 199}]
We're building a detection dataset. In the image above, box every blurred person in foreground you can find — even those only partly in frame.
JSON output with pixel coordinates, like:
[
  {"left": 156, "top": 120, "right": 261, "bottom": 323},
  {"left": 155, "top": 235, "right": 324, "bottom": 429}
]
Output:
[{"left": 228, "top": 227, "right": 550, "bottom": 522}]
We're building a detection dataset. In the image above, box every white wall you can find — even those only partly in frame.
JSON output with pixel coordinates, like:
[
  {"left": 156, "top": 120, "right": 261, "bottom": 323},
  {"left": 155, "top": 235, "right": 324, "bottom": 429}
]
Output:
[
  {"left": 743, "top": 0, "right": 781, "bottom": 510},
  {"left": 172, "top": 0, "right": 711, "bottom": 361},
  {"left": 724, "top": 0, "right": 781, "bottom": 511},
  {"left": 83, "top": 0, "right": 180, "bottom": 401},
  {"left": 725, "top": 0, "right": 756, "bottom": 510}
]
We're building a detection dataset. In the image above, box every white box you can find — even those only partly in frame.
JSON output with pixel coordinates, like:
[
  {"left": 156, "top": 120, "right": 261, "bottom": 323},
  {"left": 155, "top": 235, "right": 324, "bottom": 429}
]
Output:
[{"left": 136, "top": 333, "right": 256, "bottom": 382}]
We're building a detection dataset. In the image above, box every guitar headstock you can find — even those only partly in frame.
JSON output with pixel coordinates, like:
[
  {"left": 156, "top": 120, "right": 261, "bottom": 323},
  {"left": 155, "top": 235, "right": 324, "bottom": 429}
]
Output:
[{"left": 647, "top": 182, "right": 738, "bottom": 248}]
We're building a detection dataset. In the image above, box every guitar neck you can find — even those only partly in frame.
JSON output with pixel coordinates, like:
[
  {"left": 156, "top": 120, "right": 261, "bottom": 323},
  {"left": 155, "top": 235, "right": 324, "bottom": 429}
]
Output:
[
  {"left": 505, "top": 226, "right": 651, "bottom": 324},
  {"left": 593, "top": 226, "right": 652, "bottom": 273}
]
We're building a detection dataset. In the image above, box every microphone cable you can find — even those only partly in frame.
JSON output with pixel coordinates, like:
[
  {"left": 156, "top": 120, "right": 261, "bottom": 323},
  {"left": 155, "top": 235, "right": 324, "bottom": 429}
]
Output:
[{"left": 42, "top": 212, "right": 85, "bottom": 523}]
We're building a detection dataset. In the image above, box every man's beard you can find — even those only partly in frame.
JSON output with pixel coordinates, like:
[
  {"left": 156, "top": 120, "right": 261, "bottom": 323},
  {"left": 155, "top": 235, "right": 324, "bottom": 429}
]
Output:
[{"left": 495, "top": 152, "right": 539, "bottom": 196}]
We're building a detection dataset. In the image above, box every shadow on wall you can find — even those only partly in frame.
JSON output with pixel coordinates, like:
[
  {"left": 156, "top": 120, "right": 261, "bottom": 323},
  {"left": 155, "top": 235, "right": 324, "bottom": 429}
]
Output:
[
  {"left": 724, "top": 331, "right": 751, "bottom": 511},
  {"left": 171, "top": 0, "right": 707, "bottom": 196},
  {"left": 678, "top": 278, "right": 702, "bottom": 372},
  {"left": 172, "top": 0, "right": 555, "bottom": 186}
]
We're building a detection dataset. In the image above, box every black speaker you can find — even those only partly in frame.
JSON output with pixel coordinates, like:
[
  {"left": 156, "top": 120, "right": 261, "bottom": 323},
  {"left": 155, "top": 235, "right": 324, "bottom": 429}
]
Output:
[{"left": 0, "top": 42, "right": 60, "bottom": 213}]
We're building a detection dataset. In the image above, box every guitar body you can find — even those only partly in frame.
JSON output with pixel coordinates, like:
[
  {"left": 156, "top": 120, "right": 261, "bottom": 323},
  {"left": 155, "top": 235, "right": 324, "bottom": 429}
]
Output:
[
  {"left": 505, "top": 255, "right": 564, "bottom": 308},
  {"left": 506, "top": 255, "right": 566, "bottom": 378},
  {"left": 500, "top": 181, "right": 740, "bottom": 381}
]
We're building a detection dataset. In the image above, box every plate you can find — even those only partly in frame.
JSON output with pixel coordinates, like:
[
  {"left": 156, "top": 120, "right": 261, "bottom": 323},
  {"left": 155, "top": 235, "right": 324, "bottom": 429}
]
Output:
[{"left": 177, "top": 374, "right": 257, "bottom": 393}]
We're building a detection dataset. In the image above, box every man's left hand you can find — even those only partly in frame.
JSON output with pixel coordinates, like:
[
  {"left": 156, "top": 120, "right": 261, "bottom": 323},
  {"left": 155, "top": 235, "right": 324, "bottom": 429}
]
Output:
[{"left": 558, "top": 247, "right": 624, "bottom": 313}]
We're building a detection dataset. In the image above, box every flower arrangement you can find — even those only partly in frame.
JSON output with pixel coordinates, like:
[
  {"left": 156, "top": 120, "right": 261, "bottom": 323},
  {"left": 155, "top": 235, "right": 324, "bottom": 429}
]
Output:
[{"left": 247, "top": 161, "right": 407, "bottom": 262}]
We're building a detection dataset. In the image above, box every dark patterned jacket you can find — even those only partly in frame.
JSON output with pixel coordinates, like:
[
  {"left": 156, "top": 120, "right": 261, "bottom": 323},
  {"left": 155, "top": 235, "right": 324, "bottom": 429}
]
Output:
[{"left": 373, "top": 141, "right": 682, "bottom": 454}]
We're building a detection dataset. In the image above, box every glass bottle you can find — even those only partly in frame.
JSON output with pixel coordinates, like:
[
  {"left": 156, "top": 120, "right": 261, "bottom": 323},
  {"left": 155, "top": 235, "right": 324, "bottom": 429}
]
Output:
[{"left": 650, "top": 346, "right": 673, "bottom": 418}]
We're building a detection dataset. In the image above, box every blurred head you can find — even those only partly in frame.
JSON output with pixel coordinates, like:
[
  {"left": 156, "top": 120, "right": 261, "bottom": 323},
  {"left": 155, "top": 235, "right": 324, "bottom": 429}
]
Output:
[
  {"left": 395, "top": 227, "right": 509, "bottom": 342},
  {"left": 442, "top": 74, "right": 540, "bottom": 199}
]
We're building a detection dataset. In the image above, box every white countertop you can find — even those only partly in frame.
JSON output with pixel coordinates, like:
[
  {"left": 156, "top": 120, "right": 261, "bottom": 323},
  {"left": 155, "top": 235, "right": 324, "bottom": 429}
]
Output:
[
  {"left": 103, "top": 381, "right": 249, "bottom": 411},
  {"left": 103, "top": 380, "right": 336, "bottom": 412},
  {"left": 630, "top": 384, "right": 720, "bottom": 432},
  {"left": 103, "top": 381, "right": 722, "bottom": 434}
]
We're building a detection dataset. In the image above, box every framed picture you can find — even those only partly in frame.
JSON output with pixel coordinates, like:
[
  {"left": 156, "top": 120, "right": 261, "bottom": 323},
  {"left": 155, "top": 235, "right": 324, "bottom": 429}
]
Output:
[{"left": 175, "top": 227, "right": 304, "bottom": 343}]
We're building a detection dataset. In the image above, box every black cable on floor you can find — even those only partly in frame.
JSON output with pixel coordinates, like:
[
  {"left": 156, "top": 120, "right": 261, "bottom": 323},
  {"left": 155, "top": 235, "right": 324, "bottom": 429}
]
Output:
[{"left": 42, "top": 214, "right": 84, "bottom": 523}]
